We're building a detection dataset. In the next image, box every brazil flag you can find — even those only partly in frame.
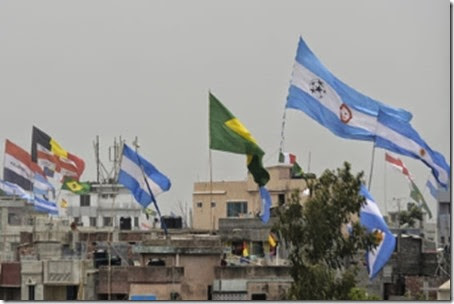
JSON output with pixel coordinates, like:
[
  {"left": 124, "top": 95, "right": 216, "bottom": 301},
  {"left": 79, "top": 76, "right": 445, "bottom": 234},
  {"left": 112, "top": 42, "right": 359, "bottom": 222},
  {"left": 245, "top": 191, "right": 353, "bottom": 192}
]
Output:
[
  {"left": 62, "top": 178, "right": 91, "bottom": 195},
  {"left": 209, "top": 93, "right": 269, "bottom": 187}
]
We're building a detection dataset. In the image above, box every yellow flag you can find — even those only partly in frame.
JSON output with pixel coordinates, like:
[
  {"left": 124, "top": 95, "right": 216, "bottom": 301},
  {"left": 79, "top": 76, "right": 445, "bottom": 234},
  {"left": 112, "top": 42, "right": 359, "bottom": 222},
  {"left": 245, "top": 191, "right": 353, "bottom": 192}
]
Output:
[
  {"left": 268, "top": 234, "right": 277, "bottom": 248},
  {"left": 60, "top": 199, "right": 68, "bottom": 208},
  {"left": 50, "top": 138, "right": 68, "bottom": 158}
]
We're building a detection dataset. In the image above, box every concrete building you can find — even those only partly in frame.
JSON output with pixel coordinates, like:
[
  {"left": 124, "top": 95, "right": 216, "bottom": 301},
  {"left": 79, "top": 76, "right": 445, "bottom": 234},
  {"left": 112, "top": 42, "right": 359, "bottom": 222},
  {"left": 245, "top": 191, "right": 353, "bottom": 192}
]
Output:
[
  {"left": 192, "top": 165, "right": 309, "bottom": 230},
  {"left": 97, "top": 234, "right": 223, "bottom": 300},
  {"left": 63, "top": 183, "right": 149, "bottom": 230},
  {"left": 436, "top": 188, "right": 450, "bottom": 248},
  {"left": 0, "top": 262, "right": 21, "bottom": 300},
  {"left": 212, "top": 266, "right": 292, "bottom": 300},
  {"left": 437, "top": 279, "right": 450, "bottom": 300}
]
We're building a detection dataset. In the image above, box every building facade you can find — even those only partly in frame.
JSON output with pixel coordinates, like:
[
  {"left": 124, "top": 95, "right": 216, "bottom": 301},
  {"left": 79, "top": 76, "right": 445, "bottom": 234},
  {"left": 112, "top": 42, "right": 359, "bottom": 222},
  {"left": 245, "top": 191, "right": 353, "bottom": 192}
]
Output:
[{"left": 192, "top": 165, "right": 309, "bottom": 230}]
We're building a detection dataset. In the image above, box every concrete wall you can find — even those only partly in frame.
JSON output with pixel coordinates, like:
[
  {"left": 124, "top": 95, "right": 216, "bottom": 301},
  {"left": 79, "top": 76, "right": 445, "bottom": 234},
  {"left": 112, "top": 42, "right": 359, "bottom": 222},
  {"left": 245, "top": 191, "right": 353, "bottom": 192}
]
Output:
[
  {"left": 179, "top": 254, "right": 219, "bottom": 300},
  {"left": 130, "top": 283, "right": 179, "bottom": 300},
  {"left": 247, "top": 281, "right": 291, "bottom": 300},
  {"left": 20, "top": 260, "right": 44, "bottom": 300}
]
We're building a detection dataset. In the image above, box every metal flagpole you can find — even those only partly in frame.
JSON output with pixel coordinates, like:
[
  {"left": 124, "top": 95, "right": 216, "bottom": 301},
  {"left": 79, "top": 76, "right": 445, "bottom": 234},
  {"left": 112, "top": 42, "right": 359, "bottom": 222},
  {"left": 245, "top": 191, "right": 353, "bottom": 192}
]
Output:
[
  {"left": 132, "top": 140, "right": 168, "bottom": 236},
  {"left": 279, "top": 108, "right": 287, "bottom": 155},
  {"left": 209, "top": 149, "right": 213, "bottom": 232},
  {"left": 367, "top": 143, "right": 376, "bottom": 190}
]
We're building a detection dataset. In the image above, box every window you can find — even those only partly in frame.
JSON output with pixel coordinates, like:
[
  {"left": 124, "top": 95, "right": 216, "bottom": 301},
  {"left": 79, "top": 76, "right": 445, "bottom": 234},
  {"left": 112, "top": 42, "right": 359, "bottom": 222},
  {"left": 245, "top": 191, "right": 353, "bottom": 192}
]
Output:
[
  {"left": 227, "top": 202, "right": 247, "bottom": 218},
  {"left": 89, "top": 217, "right": 97, "bottom": 227},
  {"left": 80, "top": 195, "right": 90, "bottom": 207},
  {"left": 211, "top": 201, "right": 216, "bottom": 208},
  {"left": 134, "top": 217, "right": 139, "bottom": 227},
  {"left": 251, "top": 294, "right": 267, "bottom": 300},
  {"left": 103, "top": 217, "right": 112, "bottom": 227},
  {"left": 278, "top": 194, "right": 285, "bottom": 206},
  {"left": 8, "top": 212, "right": 20, "bottom": 225},
  {"left": 196, "top": 202, "right": 203, "bottom": 208}
]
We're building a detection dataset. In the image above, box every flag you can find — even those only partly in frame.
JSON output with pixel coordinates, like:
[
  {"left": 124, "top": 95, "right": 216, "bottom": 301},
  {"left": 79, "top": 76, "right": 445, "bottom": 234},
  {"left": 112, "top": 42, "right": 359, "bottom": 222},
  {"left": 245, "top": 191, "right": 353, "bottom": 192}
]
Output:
[
  {"left": 359, "top": 185, "right": 396, "bottom": 280},
  {"left": 286, "top": 37, "right": 412, "bottom": 142},
  {"left": 33, "top": 172, "right": 55, "bottom": 197},
  {"left": 60, "top": 198, "right": 68, "bottom": 208},
  {"left": 279, "top": 152, "right": 296, "bottom": 164},
  {"left": 290, "top": 161, "right": 304, "bottom": 178},
  {"left": 279, "top": 151, "right": 305, "bottom": 178},
  {"left": 259, "top": 187, "right": 272, "bottom": 223},
  {"left": 425, "top": 179, "right": 438, "bottom": 201},
  {"left": 4, "top": 140, "right": 46, "bottom": 191},
  {"left": 31, "top": 126, "right": 85, "bottom": 180},
  {"left": 385, "top": 153, "right": 432, "bottom": 219},
  {"left": 118, "top": 144, "right": 171, "bottom": 208},
  {"left": 375, "top": 109, "right": 450, "bottom": 188},
  {"left": 0, "top": 179, "right": 33, "bottom": 202},
  {"left": 268, "top": 233, "right": 277, "bottom": 248},
  {"left": 33, "top": 196, "right": 58, "bottom": 215},
  {"left": 242, "top": 241, "right": 249, "bottom": 257},
  {"left": 385, "top": 152, "right": 411, "bottom": 179},
  {"left": 209, "top": 93, "right": 270, "bottom": 187},
  {"left": 62, "top": 178, "right": 91, "bottom": 195},
  {"left": 409, "top": 180, "right": 432, "bottom": 219}
]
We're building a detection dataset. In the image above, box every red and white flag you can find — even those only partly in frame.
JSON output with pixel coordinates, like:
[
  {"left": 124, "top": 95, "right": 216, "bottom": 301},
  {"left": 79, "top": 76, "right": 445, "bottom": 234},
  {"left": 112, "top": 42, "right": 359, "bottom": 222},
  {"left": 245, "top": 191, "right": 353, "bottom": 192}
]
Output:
[
  {"left": 3, "top": 140, "right": 46, "bottom": 191},
  {"left": 385, "top": 152, "right": 412, "bottom": 181}
]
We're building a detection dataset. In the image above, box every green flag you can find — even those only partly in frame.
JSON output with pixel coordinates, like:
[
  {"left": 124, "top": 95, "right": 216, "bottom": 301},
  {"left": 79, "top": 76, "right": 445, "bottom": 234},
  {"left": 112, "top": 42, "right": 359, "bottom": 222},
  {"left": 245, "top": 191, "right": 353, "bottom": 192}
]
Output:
[
  {"left": 209, "top": 93, "right": 270, "bottom": 186},
  {"left": 409, "top": 180, "right": 432, "bottom": 219},
  {"left": 62, "top": 178, "right": 91, "bottom": 195}
]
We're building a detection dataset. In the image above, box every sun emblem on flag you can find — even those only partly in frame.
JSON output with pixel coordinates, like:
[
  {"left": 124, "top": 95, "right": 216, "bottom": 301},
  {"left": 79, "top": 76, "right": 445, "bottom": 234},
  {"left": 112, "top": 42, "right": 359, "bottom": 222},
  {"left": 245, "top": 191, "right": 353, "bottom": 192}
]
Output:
[
  {"left": 419, "top": 148, "right": 426, "bottom": 157},
  {"left": 339, "top": 103, "right": 353, "bottom": 124},
  {"left": 309, "top": 79, "right": 327, "bottom": 99},
  {"left": 372, "top": 229, "right": 384, "bottom": 245}
]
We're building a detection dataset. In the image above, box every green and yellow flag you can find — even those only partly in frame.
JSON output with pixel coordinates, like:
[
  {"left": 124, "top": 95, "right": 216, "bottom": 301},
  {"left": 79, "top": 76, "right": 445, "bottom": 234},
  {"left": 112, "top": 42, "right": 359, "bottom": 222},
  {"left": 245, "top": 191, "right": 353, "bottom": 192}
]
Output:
[
  {"left": 209, "top": 93, "right": 270, "bottom": 186},
  {"left": 409, "top": 180, "right": 432, "bottom": 219},
  {"left": 62, "top": 178, "right": 91, "bottom": 195}
]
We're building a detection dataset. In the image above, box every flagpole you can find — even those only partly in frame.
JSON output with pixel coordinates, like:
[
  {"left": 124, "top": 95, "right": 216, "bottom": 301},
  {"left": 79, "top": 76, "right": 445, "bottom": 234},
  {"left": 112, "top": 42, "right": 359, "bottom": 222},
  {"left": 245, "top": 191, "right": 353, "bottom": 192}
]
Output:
[
  {"left": 132, "top": 140, "right": 168, "bottom": 236},
  {"left": 209, "top": 149, "right": 213, "bottom": 232},
  {"left": 383, "top": 155, "right": 388, "bottom": 216},
  {"left": 367, "top": 144, "right": 376, "bottom": 190},
  {"left": 279, "top": 108, "right": 287, "bottom": 154}
]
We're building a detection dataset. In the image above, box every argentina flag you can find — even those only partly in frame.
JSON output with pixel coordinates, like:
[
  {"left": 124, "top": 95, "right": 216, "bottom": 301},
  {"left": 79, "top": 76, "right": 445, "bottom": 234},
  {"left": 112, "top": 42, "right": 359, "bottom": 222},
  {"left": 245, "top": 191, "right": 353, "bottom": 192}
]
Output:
[
  {"left": 375, "top": 109, "right": 450, "bottom": 189},
  {"left": 118, "top": 144, "right": 171, "bottom": 208},
  {"left": 33, "top": 173, "right": 55, "bottom": 198},
  {"left": 0, "top": 179, "right": 34, "bottom": 202},
  {"left": 34, "top": 196, "right": 58, "bottom": 215},
  {"left": 359, "top": 185, "right": 395, "bottom": 280},
  {"left": 286, "top": 37, "right": 412, "bottom": 141}
]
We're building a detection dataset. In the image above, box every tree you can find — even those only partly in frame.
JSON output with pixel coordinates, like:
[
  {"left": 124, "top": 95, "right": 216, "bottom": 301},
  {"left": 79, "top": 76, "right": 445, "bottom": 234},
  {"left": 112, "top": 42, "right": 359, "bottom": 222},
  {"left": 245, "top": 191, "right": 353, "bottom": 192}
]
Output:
[
  {"left": 274, "top": 162, "right": 376, "bottom": 300},
  {"left": 398, "top": 203, "right": 423, "bottom": 228}
]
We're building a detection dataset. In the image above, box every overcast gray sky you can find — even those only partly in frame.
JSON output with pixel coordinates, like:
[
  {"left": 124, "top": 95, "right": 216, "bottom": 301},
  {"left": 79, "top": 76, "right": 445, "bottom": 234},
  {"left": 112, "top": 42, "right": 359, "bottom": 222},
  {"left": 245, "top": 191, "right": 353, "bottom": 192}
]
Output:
[{"left": 0, "top": 0, "right": 450, "bottom": 221}]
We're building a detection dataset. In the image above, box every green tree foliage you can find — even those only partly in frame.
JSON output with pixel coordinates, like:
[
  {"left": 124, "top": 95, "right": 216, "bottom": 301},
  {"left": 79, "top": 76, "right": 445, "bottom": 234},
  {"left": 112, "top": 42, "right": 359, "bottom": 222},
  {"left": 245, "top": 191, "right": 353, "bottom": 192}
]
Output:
[
  {"left": 274, "top": 162, "right": 376, "bottom": 300},
  {"left": 398, "top": 203, "right": 423, "bottom": 228}
]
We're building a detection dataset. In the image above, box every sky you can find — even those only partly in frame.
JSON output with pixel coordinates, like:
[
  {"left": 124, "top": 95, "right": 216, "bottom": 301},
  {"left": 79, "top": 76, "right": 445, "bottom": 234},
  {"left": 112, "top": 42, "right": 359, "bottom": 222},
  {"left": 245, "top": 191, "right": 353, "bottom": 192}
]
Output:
[{"left": 0, "top": 0, "right": 450, "bottom": 221}]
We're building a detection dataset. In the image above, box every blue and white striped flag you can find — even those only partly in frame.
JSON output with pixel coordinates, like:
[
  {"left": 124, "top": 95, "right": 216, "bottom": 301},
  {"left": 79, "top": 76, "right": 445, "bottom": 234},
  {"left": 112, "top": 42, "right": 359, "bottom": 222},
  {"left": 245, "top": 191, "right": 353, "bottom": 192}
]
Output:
[
  {"left": 0, "top": 179, "right": 33, "bottom": 202},
  {"left": 375, "top": 109, "right": 450, "bottom": 189},
  {"left": 286, "top": 37, "right": 412, "bottom": 141},
  {"left": 118, "top": 144, "right": 171, "bottom": 208},
  {"left": 425, "top": 179, "right": 438, "bottom": 201},
  {"left": 34, "top": 196, "right": 58, "bottom": 215},
  {"left": 33, "top": 173, "right": 55, "bottom": 198},
  {"left": 359, "top": 185, "right": 395, "bottom": 280}
]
